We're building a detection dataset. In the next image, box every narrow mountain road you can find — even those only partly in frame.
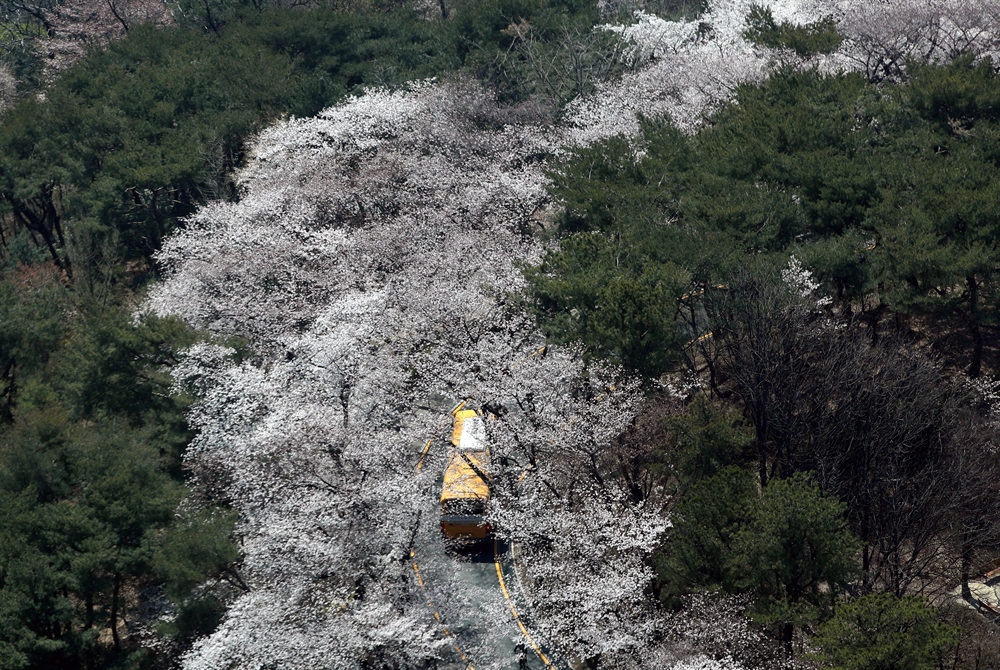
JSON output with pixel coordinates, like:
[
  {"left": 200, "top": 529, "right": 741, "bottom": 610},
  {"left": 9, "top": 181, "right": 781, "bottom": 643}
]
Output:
[
  {"left": 411, "top": 401, "right": 560, "bottom": 670},
  {"left": 422, "top": 540, "right": 556, "bottom": 670}
]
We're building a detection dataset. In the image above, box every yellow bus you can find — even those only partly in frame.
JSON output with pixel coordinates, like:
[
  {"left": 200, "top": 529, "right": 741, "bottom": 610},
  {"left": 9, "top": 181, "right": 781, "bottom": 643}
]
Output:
[{"left": 440, "top": 408, "right": 492, "bottom": 541}]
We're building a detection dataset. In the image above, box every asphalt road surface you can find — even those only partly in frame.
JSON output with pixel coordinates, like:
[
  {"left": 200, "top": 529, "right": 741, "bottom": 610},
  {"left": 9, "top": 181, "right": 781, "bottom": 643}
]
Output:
[
  {"left": 437, "top": 539, "right": 555, "bottom": 670},
  {"left": 412, "top": 399, "right": 559, "bottom": 670}
]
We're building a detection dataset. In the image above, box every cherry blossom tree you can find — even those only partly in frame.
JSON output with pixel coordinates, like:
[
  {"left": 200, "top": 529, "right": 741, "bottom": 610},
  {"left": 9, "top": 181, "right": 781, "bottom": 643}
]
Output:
[
  {"left": 564, "top": 0, "right": 1000, "bottom": 144},
  {"left": 565, "top": 0, "right": 831, "bottom": 142},
  {"left": 143, "top": 0, "right": 1000, "bottom": 664},
  {"left": 834, "top": 0, "right": 1000, "bottom": 80},
  {"left": 148, "top": 79, "right": 673, "bottom": 668}
]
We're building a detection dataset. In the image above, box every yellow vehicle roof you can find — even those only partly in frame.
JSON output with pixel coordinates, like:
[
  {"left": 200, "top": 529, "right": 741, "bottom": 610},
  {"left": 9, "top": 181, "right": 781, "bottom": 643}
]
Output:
[
  {"left": 451, "top": 409, "right": 479, "bottom": 446},
  {"left": 440, "top": 451, "right": 490, "bottom": 503}
]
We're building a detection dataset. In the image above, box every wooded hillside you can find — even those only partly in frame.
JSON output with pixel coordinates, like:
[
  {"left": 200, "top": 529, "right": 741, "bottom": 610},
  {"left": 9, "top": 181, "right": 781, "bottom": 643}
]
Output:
[{"left": 2, "top": 0, "right": 1000, "bottom": 668}]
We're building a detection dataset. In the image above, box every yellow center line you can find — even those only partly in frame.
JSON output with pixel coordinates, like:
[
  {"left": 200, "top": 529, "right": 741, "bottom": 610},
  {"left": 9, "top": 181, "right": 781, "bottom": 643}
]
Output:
[
  {"left": 414, "top": 397, "right": 558, "bottom": 669},
  {"left": 412, "top": 406, "right": 479, "bottom": 669},
  {"left": 411, "top": 550, "right": 476, "bottom": 670},
  {"left": 494, "top": 538, "right": 554, "bottom": 668}
]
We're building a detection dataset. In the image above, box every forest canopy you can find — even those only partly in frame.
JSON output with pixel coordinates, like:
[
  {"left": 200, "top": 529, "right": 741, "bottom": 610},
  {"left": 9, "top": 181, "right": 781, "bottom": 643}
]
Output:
[
  {"left": 533, "top": 59, "right": 1000, "bottom": 379},
  {"left": 1, "top": 0, "right": 1000, "bottom": 668}
]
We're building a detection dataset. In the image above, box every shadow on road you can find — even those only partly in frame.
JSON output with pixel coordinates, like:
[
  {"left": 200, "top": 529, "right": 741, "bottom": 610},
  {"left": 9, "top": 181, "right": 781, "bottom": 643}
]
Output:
[
  {"left": 437, "top": 538, "right": 556, "bottom": 670},
  {"left": 444, "top": 538, "right": 495, "bottom": 564}
]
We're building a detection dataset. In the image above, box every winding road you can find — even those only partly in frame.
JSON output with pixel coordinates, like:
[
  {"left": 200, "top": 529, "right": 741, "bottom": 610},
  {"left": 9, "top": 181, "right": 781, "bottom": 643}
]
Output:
[
  {"left": 413, "top": 539, "right": 557, "bottom": 670},
  {"left": 411, "top": 404, "right": 561, "bottom": 670}
]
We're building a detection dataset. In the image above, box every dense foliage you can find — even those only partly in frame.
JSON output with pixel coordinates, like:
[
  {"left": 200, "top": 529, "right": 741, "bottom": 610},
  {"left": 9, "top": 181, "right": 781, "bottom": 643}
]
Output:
[
  {"left": 534, "top": 59, "right": 1000, "bottom": 378},
  {"left": 4, "top": 0, "right": 1000, "bottom": 667},
  {"left": 0, "top": 0, "right": 621, "bottom": 281},
  {"left": 811, "top": 593, "right": 959, "bottom": 670},
  {"left": 0, "top": 260, "right": 243, "bottom": 669},
  {"left": 0, "top": 0, "right": 633, "bottom": 665},
  {"left": 534, "top": 46, "right": 1000, "bottom": 668}
]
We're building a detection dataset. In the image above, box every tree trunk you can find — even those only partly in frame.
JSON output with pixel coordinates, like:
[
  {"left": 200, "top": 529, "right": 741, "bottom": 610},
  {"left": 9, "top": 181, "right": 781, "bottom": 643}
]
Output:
[
  {"left": 780, "top": 621, "right": 794, "bottom": 659},
  {"left": 866, "top": 300, "right": 886, "bottom": 345},
  {"left": 967, "top": 275, "right": 983, "bottom": 379},
  {"left": 11, "top": 203, "right": 71, "bottom": 279},
  {"left": 85, "top": 589, "right": 94, "bottom": 629},
  {"left": 758, "top": 443, "right": 768, "bottom": 489},
  {"left": 203, "top": 0, "right": 221, "bottom": 34},
  {"left": 755, "top": 396, "right": 769, "bottom": 489},
  {"left": 860, "top": 501, "right": 874, "bottom": 593},
  {"left": 110, "top": 572, "right": 121, "bottom": 652},
  {"left": 962, "top": 531, "right": 975, "bottom": 602}
]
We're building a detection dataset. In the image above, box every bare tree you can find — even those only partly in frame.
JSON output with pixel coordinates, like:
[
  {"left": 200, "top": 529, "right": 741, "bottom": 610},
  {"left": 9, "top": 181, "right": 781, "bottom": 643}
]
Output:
[
  {"left": 703, "top": 262, "right": 824, "bottom": 488},
  {"left": 40, "top": 0, "right": 172, "bottom": 78},
  {"left": 706, "top": 260, "right": 1000, "bottom": 598},
  {"left": 836, "top": 0, "right": 1000, "bottom": 81}
]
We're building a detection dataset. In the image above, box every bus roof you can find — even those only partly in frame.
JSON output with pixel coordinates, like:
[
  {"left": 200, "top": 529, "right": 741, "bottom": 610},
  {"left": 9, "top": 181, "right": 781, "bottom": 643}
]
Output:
[
  {"left": 440, "top": 451, "right": 490, "bottom": 503},
  {"left": 458, "top": 416, "right": 485, "bottom": 452},
  {"left": 451, "top": 409, "right": 479, "bottom": 446}
]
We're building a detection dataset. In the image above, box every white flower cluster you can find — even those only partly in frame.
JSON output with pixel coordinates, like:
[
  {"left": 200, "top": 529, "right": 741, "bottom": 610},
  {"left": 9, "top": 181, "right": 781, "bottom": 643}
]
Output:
[
  {"left": 781, "top": 255, "right": 823, "bottom": 299},
  {"left": 835, "top": 0, "right": 1000, "bottom": 79},
  {"left": 781, "top": 255, "right": 833, "bottom": 307},
  {"left": 147, "top": 0, "right": 1000, "bottom": 664},
  {"left": 566, "top": 0, "right": 825, "bottom": 142},
  {"left": 150, "top": 79, "right": 670, "bottom": 668},
  {"left": 567, "top": 0, "right": 1000, "bottom": 144}
]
